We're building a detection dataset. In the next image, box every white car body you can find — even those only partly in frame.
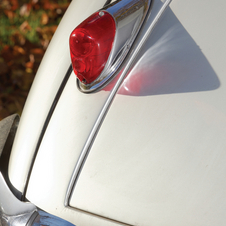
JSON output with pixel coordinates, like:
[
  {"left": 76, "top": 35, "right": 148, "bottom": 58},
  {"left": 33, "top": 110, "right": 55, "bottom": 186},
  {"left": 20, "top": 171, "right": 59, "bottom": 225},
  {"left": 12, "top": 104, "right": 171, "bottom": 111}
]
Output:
[{"left": 3, "top": 0, "right": 226, "bottom": 225}]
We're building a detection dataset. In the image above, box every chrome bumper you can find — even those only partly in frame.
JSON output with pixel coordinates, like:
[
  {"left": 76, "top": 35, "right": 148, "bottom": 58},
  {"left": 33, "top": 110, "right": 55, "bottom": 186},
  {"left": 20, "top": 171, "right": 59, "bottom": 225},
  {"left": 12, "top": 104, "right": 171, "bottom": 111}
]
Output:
[
  {"left": 0, "top": 115, "right": 38, "bottom": 226},
  {"left": 0, "top": 115, "right": 75, "bottom": 226},
  {"left": 0, "top": 173, "right": 38, "bottom": 226}
]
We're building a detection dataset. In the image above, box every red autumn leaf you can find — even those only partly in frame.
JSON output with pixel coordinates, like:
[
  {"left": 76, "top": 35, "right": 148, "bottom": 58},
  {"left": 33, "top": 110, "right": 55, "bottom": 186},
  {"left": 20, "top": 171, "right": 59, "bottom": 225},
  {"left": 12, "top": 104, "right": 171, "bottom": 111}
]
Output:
[
  {"left": 25, "top": 61, "right": 34, "bottom": 69},
  {"left": 4, "top": 10, "right": 15, "bottom": 21},
  {"left": 9, "top": 0, "right": 18, "bottom": 11},
  {"left": 30, "top": 48, "right": 44, "bottom": 55}
]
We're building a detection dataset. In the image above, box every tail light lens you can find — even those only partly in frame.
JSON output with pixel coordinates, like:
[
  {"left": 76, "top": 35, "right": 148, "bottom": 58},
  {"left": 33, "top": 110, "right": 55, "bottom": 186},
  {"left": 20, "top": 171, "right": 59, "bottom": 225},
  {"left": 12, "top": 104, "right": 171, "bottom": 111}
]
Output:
[{"left": 69, "top": 11, "right": 116, "bottom": 84}]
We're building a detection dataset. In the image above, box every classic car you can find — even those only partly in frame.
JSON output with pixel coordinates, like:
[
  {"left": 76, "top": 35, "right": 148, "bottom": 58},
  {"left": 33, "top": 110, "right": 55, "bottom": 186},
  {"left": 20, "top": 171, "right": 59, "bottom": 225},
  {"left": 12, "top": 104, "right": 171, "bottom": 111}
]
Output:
[{"left": 1, "top": 0, "right": 226, "bottom": 225}]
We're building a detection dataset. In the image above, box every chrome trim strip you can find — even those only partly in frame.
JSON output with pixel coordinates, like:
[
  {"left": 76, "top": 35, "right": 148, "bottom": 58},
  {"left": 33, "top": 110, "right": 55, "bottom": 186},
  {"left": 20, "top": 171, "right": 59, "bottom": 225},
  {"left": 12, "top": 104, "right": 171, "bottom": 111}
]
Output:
[
  {"left": 21, "top": 0, "right": 113, "bottom": 204},
  {"left": 78, "top": 0, "right": 152, "bottom": 92},
  {"left": 103, "top": 0, "right": 112, "bottom": 6},
  {"left": 65, "top": 0, "right": 172, "bottom": 207},
  {"left": 0, "top": 172, "right": 38, "bottom": 226},
  {"left": 22, "top": 65, "right": 73, "bottom": 200}
]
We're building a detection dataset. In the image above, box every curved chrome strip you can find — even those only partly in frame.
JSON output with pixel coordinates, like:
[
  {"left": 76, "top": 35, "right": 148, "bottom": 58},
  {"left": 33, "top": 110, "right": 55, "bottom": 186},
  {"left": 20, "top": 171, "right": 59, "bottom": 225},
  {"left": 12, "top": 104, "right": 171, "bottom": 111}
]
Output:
[
  {"left": 22, "top": 0, "right": 112, "bottom": 200},
  {"left": 65, "top": 0, "right": 172, "bottom": 207},
  {"left": 22, "top": 65, "right": 73, "bottom": 200}
]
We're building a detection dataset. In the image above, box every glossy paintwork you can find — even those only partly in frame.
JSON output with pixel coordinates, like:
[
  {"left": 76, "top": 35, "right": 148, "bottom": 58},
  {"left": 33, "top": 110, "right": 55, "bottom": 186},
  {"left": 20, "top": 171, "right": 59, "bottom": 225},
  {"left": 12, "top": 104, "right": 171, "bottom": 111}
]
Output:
[
  {"left": 9, "top": 0, "right": 108, "bottom": 195},
  {"left": 8, "top": 0, "right": 226, "bottom": 225},
  {"left": 70, "top": 0, "right": 226, "bottom": 225}
]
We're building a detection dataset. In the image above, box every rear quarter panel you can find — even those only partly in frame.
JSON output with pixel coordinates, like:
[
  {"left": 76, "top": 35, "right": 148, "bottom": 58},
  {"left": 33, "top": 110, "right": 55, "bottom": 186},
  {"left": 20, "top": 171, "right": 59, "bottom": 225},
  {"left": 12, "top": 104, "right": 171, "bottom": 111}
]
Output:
[{"left": 9, "top": 0, "right": 226, "bottom": 225}]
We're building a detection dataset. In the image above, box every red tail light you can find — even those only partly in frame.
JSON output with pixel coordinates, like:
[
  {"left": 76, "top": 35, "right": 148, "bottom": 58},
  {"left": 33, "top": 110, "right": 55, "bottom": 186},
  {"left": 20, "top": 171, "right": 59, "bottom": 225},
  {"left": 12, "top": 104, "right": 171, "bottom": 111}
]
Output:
[{"left": 69, "top": 11, "right": 116, "bottom": 84}]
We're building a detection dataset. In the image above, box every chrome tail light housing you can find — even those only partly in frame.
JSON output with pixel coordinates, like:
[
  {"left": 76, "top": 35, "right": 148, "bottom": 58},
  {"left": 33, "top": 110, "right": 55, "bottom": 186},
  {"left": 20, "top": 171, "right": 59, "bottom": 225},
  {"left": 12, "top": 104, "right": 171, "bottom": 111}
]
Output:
[{"left": 69, "top": 0, "right": 152, "bottom": 92}]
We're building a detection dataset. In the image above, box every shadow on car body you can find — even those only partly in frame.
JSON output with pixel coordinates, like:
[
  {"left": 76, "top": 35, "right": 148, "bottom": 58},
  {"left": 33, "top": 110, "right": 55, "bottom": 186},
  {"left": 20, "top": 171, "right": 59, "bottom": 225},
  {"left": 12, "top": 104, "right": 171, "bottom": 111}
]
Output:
[{"left": 104, "top": 0, "right": 220, "bottom": 96}]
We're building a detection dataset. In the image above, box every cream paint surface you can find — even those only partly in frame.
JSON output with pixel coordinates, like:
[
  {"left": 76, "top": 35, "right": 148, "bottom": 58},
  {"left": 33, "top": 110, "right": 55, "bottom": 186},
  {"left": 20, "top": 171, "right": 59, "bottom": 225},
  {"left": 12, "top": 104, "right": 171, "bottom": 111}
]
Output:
[
  {"left": 11, "top": 0, "right": 226, "bottom": 225},
  {"left": 9, "top": 0, "right": 108, "bottom": 194},
  {"left": 70, "top": 0, "right": 226, "bottom": 225}
]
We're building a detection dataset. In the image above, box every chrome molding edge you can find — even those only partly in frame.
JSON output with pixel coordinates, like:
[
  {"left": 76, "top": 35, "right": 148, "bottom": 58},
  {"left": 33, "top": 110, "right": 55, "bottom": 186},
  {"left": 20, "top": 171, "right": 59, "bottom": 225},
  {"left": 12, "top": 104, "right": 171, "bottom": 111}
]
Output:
[
  {"left": 22, "top": 65, "right": 73, "bottom": 200},
  {"left": 78, "top": 0, "right": 152, "bottom": 93},
  {"left": 0, "top": 173, "right": 38, "bottom": 226},
  {"left": 65, "top": 0, "right": 172, "bottom": 207}
]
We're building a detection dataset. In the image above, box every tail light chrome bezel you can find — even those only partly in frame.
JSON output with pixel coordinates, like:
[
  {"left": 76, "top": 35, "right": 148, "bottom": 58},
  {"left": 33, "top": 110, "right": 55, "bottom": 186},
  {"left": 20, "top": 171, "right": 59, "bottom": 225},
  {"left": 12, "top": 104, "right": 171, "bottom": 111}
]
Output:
[
  {"left": 72, "top": 0, "right": 153, "bottom": 93},
  {"left": 66, "top": 0, "right": 172, "bottom": 208}
]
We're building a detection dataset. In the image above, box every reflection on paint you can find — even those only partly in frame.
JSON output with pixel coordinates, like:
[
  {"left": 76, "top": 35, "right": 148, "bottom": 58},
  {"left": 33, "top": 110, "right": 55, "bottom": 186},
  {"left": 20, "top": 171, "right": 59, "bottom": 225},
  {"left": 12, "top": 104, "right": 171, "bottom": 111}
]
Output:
[
  {"left": 120, "top": 25, "right": 184, "bottom": 95},
  {"left": 118, "top": 22, "right": 219, "bottom": 96},
  {"left": 104, "top": 4, "right": 219, "bottom": 97}
]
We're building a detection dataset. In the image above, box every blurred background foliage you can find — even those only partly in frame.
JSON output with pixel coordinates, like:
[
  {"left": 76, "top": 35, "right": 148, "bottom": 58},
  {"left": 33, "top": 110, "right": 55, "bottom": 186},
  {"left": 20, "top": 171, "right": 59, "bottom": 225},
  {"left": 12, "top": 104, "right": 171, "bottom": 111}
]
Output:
[{"left": 0, "top": 0, "right": 71, "bottom": 120}]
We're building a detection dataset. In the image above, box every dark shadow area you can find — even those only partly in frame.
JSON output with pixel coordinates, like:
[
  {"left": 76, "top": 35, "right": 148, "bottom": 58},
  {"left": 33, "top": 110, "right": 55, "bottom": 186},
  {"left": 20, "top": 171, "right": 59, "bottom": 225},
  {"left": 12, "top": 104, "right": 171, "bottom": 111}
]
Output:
[
  {"left": 114, "top": 0, "right": 220, "bottom": 96},
  {"left": 0, "top": 114, "right": 22, "bottom": 200}
]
